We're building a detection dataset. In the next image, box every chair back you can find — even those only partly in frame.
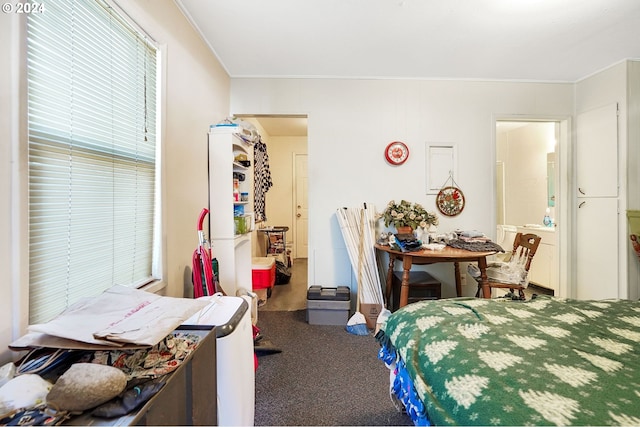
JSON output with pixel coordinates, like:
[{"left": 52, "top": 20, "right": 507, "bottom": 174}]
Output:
[{"left": 509, "top": 232, "right": 541, "bottom": 272}]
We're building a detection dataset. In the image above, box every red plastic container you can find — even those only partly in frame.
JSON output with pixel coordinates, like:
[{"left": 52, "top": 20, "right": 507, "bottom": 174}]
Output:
[{"left": 252, "top": 257, "right": 276, "bottom": 290}]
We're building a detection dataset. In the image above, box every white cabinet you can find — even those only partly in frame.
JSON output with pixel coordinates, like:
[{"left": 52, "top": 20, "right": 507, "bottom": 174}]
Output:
[
  {"left": 576, "top": 198, "right": 619, "bottom": 300},
  {"left": 576, "top": 103, "right": 618, "bottom": 198},
  {"left": 517, "top": 226, "right": 557, "bottom": 294},
  {"left": 208, "top": 125, "right": 254, "bottom": 296},
  {"left": 575, "top": 103, "right": 620, "bottom": 300}
]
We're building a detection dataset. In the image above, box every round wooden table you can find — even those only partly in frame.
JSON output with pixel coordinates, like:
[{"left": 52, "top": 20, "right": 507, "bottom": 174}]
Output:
[{"left": 375, "top": 243, "right": 496, "bottom": 308}]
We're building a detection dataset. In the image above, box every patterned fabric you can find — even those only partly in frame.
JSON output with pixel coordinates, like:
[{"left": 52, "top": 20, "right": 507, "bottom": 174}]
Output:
[
  {"left": 89, "top": 332, "right": 201, "bottom": 382},
  {"left": 376, "top": 296, "right": 640, "bottom": 426},
  {"left": 0, "top": 406, "right": 69, "bottom": 426},
  {"left": 447, "top": 239, "right": 505, "bottom": 253},
  {"left": 253, "top": 138, "right": 272, "bottom": 222}
]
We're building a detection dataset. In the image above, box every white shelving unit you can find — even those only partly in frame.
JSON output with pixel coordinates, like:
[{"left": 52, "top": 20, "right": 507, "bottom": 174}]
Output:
[{"left": 208, "top": 125, "right": 254, "bottom": 296}]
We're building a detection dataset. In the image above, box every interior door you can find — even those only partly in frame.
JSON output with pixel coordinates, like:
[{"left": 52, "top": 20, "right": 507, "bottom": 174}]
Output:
[
  {"left": 294, "top": 154, "right": 308, "bottom": 258},
  {"left": 576, "top": 198, "right": 619, "bottom": 300},
  {"left": 576, "top": 103, "right": 618, "bottom": 197}
]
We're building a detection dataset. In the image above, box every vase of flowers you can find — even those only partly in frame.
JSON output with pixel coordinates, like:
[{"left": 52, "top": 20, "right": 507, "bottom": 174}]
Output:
[{"left": 379, "top": 199, "right": 439, "bottom": 233}]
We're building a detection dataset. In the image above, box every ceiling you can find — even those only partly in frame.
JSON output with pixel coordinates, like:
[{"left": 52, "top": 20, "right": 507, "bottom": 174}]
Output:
[
  {"left": 177, "top": 0, "right": 640, "bottom": 82},
  {"left": 176, "top": 0, "right": 640, "bottom": 135}
]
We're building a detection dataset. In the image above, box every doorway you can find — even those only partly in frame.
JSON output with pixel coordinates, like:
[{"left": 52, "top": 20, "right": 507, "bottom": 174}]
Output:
[
  {"left": 235, "top": 115, "right": 308, "bottom": 258},
  {"left": 236, "top": 114, "right": 309, "bottom": 310},
  {"left": 495, "top": 119, "right": 567, "bottom": 296}
]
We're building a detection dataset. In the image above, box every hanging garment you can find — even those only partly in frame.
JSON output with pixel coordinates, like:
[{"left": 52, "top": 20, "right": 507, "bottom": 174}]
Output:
[{"left": 253, "top": 138, "right": 272, "bottom": 222}]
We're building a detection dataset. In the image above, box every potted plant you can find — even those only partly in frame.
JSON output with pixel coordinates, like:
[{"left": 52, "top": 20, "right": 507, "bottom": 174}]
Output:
[{"left": 380, "top": 199, "right": 439, "bottom": 234}]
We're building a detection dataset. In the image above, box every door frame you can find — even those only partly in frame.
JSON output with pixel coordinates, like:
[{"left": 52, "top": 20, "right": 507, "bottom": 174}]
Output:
[
  {"left": 233, "top": 113, "right": 309, "bottom": 260},
  {"left": 493, "top": 114, "right": 572, "bottom": 298},
  {"left": 292, "top": 152, "right": 308, "bottom": 259}
]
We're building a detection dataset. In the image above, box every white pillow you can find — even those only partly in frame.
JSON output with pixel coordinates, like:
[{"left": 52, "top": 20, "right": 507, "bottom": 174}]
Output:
[{"left": 0, "top": 374, "right": 53, "bottom": 414}]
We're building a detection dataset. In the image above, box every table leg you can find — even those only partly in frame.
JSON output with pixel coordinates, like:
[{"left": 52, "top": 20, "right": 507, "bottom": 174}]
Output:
[
  {"left": 385, "top": 253, "right": 395, "bottom": 307},
  {"left": 399, "top": 255, "right": 412, "bottom": 308},
  {"left": 454, "top": 262, "right": 462, "bottom": 297},
  {"left": 478, "top": 256, "right": 491, "bottom": 298}
]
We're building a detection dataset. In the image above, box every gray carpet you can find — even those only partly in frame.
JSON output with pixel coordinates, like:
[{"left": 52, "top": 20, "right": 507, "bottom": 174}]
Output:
[{"left": 254, "top": 309, "right": 412, "bottom": 426}]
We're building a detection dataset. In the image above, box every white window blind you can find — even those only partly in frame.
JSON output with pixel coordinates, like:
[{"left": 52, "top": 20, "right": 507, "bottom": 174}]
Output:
[{"left": 27, "top": 0, "right": 159, "bottom": 324}]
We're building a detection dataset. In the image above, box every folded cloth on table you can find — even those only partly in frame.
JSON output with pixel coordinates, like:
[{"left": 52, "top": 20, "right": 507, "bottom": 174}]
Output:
[
  {"left": 459, "top": 230, "right": 485, "bottom": 238},
  {"left": 448, "top": 239, "right": 504, "bottom": 252},
  {"left": 393, "top": 234, "right": 422, "bottom": 252},
  {"left": 422, "top": 243, "right": 446, "bottom": 251}
]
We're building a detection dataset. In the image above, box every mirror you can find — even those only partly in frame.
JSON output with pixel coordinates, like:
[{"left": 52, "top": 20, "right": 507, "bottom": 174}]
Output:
[{"left": 547, "top": 152, "right": 555, "bottom": 207}]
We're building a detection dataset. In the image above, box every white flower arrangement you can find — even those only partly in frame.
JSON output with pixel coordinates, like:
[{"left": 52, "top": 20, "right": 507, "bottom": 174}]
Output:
[{"left": 380, "top": 199, "right": 439, "bottom": 230}]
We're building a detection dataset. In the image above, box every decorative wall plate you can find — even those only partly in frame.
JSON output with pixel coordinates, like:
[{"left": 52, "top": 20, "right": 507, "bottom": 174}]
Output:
[
  {"left": 436, "top": 186, "right": 465, "bottom": 216},
  {"left": 385, "top": 141, "right": 409, "bottom": 165}
]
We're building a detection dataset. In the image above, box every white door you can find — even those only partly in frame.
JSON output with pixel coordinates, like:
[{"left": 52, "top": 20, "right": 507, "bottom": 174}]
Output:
[
  {"left": 576, "top": 103, "right": 618, "bottom": 197},
  {"left": 294, "top": 154, "right": 308, "bottom": 258},
  {"left": 576, "top": 198, "right": 619, "bottom": 300}
]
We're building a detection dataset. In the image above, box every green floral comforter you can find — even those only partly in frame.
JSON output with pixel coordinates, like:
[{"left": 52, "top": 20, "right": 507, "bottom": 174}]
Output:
[{"left": 377, "top": 296, "right": 640, "bottom": 426}]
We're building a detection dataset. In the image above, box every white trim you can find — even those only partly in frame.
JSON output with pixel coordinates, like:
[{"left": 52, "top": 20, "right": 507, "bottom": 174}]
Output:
[
  {"left": 11, "top": 12, "right": 29, "bottom": 346},
  {"left": 154, "top": 43, "right": 168, "bottom": 293},
  {"left": 492, "top": 114, "right": 572, "bottom": 298}
]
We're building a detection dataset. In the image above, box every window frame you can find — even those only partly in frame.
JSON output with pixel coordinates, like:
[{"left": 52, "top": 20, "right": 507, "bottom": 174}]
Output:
[{"left": 24, "top": 0, "right": 166, "bottom": 325}]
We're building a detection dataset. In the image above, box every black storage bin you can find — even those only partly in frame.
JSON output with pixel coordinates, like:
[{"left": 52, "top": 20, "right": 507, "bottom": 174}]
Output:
[{"left": 306, "top": 286, "right": 350, "bottom": 325}]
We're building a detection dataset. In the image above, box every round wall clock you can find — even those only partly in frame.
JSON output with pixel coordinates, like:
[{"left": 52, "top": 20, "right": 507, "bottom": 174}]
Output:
[{"left": 385, "top": 141, "right": 409, "bottom": 165}]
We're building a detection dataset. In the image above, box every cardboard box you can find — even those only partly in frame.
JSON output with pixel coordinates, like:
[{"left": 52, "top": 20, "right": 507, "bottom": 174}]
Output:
[{"left": 359, "top": 302, "right": 383, "bottom": 329}]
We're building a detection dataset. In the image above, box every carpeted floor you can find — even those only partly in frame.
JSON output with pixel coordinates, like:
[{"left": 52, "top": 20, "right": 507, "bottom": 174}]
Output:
[
  {"left": 252, "top": 258, "right": 554, "bottom": 425},
  {"left": 254, "top": 309, "right": 412, "bottom": 426}
]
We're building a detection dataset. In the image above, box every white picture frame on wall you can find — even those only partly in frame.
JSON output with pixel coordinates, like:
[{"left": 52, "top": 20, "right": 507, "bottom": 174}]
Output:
[{"left": 426, "top": 144, "right": 457, "bottom": 195}]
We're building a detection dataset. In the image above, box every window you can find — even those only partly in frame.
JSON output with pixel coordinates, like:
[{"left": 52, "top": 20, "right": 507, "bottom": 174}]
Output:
[{"left": 27, "top": 0, "right": 159, "bottom": 324}]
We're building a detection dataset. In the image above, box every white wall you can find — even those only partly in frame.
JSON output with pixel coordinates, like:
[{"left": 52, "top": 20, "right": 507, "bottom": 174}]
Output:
[
  {"left": 0, "top": 0, "right": 230, "bottom": 364},
  {"left": 230, "top": 78, "right": 574, "bottom": 296}
]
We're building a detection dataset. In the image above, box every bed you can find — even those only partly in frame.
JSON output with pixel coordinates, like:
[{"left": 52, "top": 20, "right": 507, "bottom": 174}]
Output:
[{"left": 376, "top": 295, "right": 640, "bottom": 426}]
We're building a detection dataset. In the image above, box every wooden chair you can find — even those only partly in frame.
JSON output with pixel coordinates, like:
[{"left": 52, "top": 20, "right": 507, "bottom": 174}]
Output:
[{"left": 474, "top": 232, "right": 541, "bottom": 299}]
